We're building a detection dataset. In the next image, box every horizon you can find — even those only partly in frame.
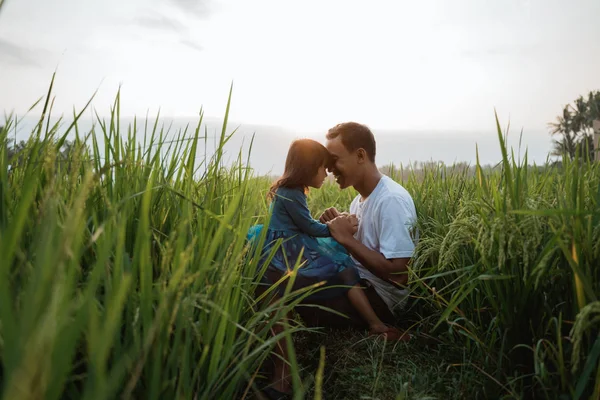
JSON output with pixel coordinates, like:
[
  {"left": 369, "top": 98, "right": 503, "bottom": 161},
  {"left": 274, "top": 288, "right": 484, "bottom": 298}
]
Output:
[{"left": 3, "top": 113, "right": 554, "bottom": 175}]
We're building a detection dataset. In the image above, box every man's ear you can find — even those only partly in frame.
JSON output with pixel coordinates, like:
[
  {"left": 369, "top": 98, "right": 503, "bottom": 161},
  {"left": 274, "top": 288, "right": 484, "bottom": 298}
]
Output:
[{"left": 356, "top": 148, "right": 367, "bottom": 163}]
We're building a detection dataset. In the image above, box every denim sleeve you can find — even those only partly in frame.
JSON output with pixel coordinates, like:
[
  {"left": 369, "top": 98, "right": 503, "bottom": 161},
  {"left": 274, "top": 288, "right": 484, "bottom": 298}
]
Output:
[{"left": 279, "top": 188, "right": 330, "bottom": 237}]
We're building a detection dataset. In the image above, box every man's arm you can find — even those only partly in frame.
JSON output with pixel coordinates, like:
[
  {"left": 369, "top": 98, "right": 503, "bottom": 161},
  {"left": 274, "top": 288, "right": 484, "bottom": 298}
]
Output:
[
  {"left": 328, "top": 217, "right": 409, "bottom": 285},
  {"left": 328, "top": 191, "right": 417, "bottom": 285},
  {"left": 343, "top": 238, "right": 409, "bottom": 285}
]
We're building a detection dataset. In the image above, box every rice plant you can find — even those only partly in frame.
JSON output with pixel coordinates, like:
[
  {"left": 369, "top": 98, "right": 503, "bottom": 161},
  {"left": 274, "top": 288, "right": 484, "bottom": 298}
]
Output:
[
  {"left": 0, "top": 77, "right": 315, "bottom": 400},
  {"left": 1, "top": 79, "right": 599, "bottom": 399},
  {"left": 400, "top": 116, "right": 600, "bottom": 398}
]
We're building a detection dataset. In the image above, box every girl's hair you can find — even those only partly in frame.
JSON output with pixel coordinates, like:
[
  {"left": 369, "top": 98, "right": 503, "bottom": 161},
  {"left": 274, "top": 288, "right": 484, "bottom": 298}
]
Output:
[{"left": 268, "top": 139, "right": 332, "bottom": 201}]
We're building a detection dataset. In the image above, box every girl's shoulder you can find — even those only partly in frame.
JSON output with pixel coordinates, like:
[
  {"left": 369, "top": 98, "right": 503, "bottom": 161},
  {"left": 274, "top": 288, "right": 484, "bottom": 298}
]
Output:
[{"left": 275, "top": 186, "right": 305, "bottom": 199}]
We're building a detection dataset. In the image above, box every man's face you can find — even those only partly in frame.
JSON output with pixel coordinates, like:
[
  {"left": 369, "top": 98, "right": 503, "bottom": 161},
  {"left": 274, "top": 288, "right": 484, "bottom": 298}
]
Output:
[{"left": 326, "top": 136, "right": 358, "bottom": 189}]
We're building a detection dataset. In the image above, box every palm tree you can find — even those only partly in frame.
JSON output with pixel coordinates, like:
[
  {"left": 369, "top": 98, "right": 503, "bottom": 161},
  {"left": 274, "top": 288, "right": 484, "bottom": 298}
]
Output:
[
  {"left": 550, "top": 105, "right": 578, "bottom": 159},
  {"left": 550, "top": 90, "right": 600, "bottom": 160},
  {"left": 586, "top": 91, "right": 600, "bottom": 121}
]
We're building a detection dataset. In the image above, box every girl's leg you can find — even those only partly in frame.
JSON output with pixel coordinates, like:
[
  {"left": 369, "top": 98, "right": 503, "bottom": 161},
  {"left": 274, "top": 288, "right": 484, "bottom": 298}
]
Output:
[
  {"left": 270, "top": 312, "right": 292, "bottom": 394},
  {"left": 255, "top": 274, "right": 292, "bottom": 395}
]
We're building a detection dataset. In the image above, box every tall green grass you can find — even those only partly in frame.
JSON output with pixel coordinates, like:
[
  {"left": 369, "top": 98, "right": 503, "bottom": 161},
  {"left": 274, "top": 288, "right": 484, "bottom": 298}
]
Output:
[
  {"left": 2, "top": 80, "right": 599, "bottom": 399},
  {"left": 306, "top": 115, "right": 600, "bottom": 399},
  {"left": 395, "top": 116, "right": 599, "bottom": 399},
  {"left": 0, "top": 78, "right": 321, "bottom": 400}
]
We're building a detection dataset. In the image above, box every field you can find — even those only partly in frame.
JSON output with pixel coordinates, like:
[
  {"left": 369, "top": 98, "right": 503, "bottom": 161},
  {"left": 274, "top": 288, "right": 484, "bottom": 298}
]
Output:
[{"left": 1, "top": 83, "right": 599, "bottom": 400}]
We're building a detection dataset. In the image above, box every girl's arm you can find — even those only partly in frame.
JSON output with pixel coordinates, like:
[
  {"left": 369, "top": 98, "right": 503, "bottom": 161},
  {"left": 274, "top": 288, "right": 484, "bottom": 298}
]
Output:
[{"left": 279, "top": 189, "right": 330, "bottom": 237}]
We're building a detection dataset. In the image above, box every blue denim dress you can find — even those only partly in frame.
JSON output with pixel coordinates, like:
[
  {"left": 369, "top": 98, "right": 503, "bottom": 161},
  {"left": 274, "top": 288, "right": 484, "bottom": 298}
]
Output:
[{"left": 247, "top": 187, "right": 359, "bottom": 300}]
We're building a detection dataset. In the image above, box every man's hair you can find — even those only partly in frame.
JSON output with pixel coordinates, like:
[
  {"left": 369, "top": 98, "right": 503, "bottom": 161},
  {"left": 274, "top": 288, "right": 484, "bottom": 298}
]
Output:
[{"left": 326, "top": 122, "right": 376, "bottom": 162}]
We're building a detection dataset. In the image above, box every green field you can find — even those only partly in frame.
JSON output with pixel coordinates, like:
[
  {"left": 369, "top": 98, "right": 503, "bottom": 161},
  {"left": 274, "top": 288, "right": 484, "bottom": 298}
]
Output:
[{"left": 1, "top": 84, "right": 599, "bottom": 400}]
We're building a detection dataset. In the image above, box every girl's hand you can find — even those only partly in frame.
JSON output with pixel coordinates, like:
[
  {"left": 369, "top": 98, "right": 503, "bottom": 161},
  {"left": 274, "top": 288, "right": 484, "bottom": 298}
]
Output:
[{"left": 319, "top": 207, "right": 341, "bottom": 223}]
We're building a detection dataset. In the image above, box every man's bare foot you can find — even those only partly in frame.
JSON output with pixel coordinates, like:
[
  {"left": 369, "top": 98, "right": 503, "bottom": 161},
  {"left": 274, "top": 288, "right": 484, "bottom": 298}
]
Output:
[
  {"left": 368, "top": 325, "right": 411, "bottom": 342},
  {"left": 369, "top": 323, "right": 390, "bottom": 335}
]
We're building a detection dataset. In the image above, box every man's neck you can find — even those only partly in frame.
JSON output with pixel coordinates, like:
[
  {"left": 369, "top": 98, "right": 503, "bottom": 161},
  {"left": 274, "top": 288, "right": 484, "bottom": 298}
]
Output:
[{"left": 354, "top": 165, "right": 383, "bottom": 200}]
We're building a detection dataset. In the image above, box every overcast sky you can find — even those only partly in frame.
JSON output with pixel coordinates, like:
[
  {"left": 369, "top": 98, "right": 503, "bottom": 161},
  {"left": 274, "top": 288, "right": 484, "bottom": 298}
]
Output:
[{"left": 0, "top": 0, "right": 599, "bottom": 135}]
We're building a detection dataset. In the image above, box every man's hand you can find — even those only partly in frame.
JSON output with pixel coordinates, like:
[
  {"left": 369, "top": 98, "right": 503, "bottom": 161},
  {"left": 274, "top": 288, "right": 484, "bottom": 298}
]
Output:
[
  {"left": 319, "top": 207, "right": 340, "bottom": 223},
  {"left": 327, "top": 215, "right": 358, "bottom": 245},
  {"left": 347, "top": 214, "right": 358, "bottom": 226},
  {"left": 319, "top": 207, "right": 353, "bottom": 223}
]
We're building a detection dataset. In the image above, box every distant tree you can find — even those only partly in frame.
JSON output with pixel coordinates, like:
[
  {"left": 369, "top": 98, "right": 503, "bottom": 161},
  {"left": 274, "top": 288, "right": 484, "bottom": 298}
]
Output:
[
  {"left": 5, "top": 139, "right": 28, "bottom": 165},
  {"left": 4, "top": 135, "right": 76, "bottom": 171},
  {"left": 549, "top": 91, "right": 600, "bottom": 160}
]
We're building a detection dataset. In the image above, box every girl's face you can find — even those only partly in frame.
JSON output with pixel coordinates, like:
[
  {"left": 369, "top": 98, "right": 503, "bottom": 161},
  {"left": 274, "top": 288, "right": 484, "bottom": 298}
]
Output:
[{"left": 309, "top": 165, "right": 328, "bottom": 189}]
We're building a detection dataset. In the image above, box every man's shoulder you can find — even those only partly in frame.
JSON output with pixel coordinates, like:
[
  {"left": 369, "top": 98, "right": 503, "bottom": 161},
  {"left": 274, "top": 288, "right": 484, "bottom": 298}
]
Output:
[{"left": 377, "top": 176, "right": 414, "bottom": 204}]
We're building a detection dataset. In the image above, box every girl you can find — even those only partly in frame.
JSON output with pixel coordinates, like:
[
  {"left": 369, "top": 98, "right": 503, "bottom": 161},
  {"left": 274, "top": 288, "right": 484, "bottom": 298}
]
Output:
[{"left": 248, "top": 138, "right": 403, "bottom": 339}]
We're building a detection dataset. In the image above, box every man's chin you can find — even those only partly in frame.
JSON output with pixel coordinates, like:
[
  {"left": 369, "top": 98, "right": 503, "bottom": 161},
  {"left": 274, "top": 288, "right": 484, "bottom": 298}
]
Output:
[{"left": 336, "top": 178, "right": 349, "bottom": 189}]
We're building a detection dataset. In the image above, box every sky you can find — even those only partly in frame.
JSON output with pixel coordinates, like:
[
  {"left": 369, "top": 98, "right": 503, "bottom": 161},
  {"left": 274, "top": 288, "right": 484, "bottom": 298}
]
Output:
[{"left": 1, "top": 0, "right": 599, "bottom": 152}]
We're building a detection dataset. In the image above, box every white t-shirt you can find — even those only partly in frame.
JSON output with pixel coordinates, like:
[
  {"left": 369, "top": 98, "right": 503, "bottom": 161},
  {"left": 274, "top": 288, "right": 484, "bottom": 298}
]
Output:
[{"left": 349, "top": 175, "right": 418, "bottom": 314}]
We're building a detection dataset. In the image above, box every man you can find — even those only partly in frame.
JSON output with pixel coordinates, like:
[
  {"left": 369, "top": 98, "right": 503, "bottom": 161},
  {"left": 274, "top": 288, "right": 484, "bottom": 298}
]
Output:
[{"left": 300, "top": 121, "right": 418, "bottom": 329}]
